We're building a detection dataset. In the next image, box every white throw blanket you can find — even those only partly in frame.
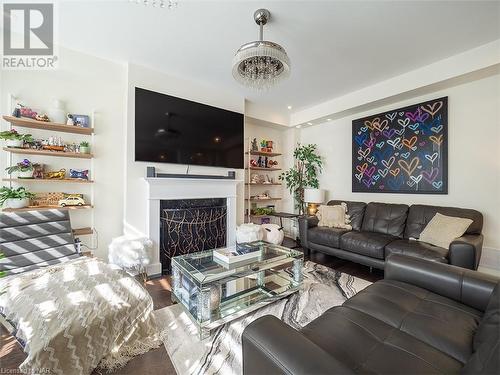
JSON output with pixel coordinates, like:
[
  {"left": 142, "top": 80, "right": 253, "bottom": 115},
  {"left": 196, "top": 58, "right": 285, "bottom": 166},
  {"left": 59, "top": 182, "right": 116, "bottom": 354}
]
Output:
[{"left": 0, "top": 257, "right": 160, "bottom": 375}]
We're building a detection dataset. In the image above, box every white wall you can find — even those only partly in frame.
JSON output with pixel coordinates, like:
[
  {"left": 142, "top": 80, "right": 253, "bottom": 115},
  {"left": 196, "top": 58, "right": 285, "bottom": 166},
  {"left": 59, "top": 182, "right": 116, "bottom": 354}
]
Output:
[
  {"left": 299, "top": 72, "right": 500, "bottom": 267},
  {"left": 124, "top": 63, "right": 246, "bottom": 238},
  {"left": 0, "top": 47, "right": 126, "bottom": 259}
]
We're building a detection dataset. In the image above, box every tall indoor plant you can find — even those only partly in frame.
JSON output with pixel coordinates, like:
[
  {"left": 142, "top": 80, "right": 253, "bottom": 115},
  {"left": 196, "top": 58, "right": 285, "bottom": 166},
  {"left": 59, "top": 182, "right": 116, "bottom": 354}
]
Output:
[{"left": 279, "top": 144, "right": 323, "bottom": 215}]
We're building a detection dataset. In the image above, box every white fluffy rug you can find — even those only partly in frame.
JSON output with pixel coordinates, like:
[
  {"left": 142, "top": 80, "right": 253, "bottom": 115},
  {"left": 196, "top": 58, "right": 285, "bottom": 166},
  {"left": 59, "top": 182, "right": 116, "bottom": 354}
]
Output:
[{"left": 155, "top": 261, "right": 371, "bottom": 375}]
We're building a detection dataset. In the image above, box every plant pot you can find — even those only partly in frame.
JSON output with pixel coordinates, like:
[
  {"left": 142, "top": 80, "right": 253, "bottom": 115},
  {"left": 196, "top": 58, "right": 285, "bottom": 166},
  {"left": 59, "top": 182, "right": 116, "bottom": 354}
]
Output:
[
  {"left": 79, "top": 146, "right": 90, "bottom": 154},
  {"left": 3, "top": 197, "right": 29, "bottom": 209},
  {"left": 6, "top": 139, "right": 23, "bottom": 148},
  {"left": 18, "top": 169, "right": 34, "bottom": 179}
]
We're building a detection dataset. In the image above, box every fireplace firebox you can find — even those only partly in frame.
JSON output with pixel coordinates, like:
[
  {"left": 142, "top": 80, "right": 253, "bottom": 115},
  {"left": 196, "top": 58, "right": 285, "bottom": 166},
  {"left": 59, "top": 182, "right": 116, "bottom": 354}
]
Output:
[{"left": 160, "top": 198, "right": 227, "bottom": 274}]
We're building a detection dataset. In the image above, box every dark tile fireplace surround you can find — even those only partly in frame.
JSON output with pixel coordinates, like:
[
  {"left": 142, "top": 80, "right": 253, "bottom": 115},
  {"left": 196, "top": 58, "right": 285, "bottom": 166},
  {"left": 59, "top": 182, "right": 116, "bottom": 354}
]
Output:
[{"left": 160, "top": 198, "right": 227, "bottom": 274}]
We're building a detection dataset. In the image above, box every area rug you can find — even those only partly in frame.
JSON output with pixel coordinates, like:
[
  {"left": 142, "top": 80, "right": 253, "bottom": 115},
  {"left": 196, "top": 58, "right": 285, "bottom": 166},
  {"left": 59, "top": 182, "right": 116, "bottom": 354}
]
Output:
[{"left": 155, "top": 261, "right": 371, "bottom": 375}]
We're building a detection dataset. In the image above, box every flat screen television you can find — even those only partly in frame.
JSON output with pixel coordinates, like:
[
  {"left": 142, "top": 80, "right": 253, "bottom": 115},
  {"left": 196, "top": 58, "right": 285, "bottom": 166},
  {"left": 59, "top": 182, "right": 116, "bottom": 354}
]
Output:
[{"left": 135, "top": 87, "right": 244, "bottom": 169}]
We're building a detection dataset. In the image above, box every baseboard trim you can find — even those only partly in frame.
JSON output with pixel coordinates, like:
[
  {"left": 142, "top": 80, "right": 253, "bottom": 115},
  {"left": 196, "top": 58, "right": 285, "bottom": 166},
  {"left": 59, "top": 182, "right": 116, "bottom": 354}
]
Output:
[{"left": 479, "top": 247, "right": 500, "bottom": 271}]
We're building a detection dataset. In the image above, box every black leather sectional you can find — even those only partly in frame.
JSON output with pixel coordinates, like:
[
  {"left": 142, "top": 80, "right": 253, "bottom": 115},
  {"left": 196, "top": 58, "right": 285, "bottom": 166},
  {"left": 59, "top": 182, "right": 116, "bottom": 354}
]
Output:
[
  {"left": 242, "top": 255, "right": 500, "bottom": 374},
  {"left": 299, "top": 200, "right": 483, "bottom": 270}
]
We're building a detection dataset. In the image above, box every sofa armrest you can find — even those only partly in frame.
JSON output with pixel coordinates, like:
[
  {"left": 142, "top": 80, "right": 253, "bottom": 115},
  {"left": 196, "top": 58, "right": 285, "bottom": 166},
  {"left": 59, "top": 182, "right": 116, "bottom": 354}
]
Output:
[
  {"left": 242, "top": 315, "right": 353, "bottom": 375},
  {"left": 298, "top": 215, "right": 318, "bottom": 250},
  {"left": 385, "top": 254, "right": 499, "bottom": 312},
  {"left": 449, "top": 234, "right": 483, "bottom": 270}
]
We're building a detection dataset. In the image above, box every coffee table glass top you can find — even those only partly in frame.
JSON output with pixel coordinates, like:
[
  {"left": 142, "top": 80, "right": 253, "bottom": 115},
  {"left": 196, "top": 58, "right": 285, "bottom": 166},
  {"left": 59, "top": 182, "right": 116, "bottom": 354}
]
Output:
[{"left": 171, "top": 241, "right": 302, "bottom": 285}]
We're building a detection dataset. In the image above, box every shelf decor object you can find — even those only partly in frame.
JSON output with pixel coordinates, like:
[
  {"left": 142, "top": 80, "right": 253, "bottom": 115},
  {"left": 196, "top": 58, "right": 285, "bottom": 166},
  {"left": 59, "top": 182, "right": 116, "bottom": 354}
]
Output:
[{"left": 232, "top": 9, "right": 290, "bottom": 90}]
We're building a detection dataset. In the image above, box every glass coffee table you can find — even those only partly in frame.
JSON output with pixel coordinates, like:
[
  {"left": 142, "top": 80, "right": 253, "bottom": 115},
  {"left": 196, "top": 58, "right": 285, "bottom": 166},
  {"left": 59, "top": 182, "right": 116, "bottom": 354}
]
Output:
[{"left": 171, "top": 241, "right": 304, "bottom": 339}]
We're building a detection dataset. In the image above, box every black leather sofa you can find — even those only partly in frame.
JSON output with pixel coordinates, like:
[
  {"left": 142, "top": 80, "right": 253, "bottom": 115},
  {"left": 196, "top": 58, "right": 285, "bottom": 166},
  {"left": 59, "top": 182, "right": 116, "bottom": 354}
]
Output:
[
  {"left": 299, "top": 201, "right": 483, "bottom": 270},
  {"left": 242, "top": 255, "right": 500, "bottom": 374}
]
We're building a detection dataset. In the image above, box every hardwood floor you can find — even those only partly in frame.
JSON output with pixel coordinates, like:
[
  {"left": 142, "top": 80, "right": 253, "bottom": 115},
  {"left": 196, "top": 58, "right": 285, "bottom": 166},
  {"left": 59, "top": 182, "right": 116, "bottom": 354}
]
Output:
[{"left": 0, "top": 249, "right": 382, "bottom": 374}]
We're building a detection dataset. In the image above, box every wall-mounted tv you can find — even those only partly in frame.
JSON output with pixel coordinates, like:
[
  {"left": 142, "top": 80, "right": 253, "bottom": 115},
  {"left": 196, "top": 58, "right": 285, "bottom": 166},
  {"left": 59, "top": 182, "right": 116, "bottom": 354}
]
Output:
[{"left": 135, "top": 87, "right": 244, "bottom": 169}]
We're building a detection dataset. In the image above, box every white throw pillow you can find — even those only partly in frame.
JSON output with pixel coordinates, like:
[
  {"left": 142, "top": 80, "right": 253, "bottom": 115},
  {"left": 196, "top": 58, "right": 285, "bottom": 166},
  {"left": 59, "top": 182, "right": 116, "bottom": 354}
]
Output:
[
  {"left": 316, "top": 203, "right": 352, "bottom": 230},
  {"left": 419, "top": 213, "right": 473, "bottom": 249}
]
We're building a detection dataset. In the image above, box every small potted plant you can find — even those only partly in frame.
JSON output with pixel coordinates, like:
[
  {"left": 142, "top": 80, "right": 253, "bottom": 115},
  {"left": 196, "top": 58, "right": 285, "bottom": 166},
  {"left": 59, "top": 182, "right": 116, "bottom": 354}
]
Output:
[
  {"left": 0, "top": 186, "right": 35, "bottom": 209},
  {"left": 0, "top": 129, "right": 33, "bottom": 148},
  {"left": 5, "top": 159, "right": 39, "bottom": 179},
  {"left": 79, "top": 141, "right": 90, "bottom": 154}
]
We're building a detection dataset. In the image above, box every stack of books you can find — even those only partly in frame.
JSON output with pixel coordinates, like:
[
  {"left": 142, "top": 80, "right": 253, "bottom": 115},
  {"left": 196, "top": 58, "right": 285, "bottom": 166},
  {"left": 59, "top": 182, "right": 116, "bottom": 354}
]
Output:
[{"left": 213, "top": 241, "right": 262, "bottom": 265}]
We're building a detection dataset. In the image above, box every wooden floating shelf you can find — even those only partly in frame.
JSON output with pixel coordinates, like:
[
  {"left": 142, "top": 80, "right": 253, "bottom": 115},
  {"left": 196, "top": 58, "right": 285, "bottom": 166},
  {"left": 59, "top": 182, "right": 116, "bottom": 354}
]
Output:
[
  {"left": 245, "top": 183, "right": 281, "bottom": 186},
  {"left": 246, "top": 167, "right": 282, "bottom": 171},
  {"left": 246, "top": 198, "right": 282, "bottom": 202},
  {"left": 2, "top": 204, "right": 93, "bottom": 212},
  {"left": 3, "top": 115, "right": 94, "bottom": 135},
  {"left": 249, "top": 214, "right": 274, "bottom": 218},
  {"left": 245, "top": 151, "right": 282, "bottom": 157},
  {"left": 73, "top": 227, "right": 93, "bottom": 236},
  {"left": 3, "top": 147, "right": 93, "bottom": 159},
  {"left": 3, "top": 178, "right": 94, "bottom": 184}
]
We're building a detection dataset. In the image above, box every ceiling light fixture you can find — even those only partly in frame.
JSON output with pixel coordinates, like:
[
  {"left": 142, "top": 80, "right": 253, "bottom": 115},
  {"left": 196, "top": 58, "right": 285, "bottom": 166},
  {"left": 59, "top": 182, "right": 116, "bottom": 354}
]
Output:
[
  {"left": 295, "top": 125, "right": 302, "bottom": 129},
  {"left": 287, "top": 105, "right": 292, "bottom": 110},
  {"left": 131, "top": 0, "right": 177, "bottom": 9},
  {"left": 232, "top": 9, "right": 290, "bottom": 90},
  {"left": 327, "top": 118, "right": 332, "bottom": 121},
  {"left": 307, "top": 122, "right": 313, "bottom": 126}
]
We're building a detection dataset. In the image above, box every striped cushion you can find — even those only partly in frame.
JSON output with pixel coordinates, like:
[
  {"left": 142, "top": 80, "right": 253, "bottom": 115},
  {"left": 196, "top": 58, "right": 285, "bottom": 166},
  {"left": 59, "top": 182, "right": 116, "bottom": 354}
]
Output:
[{"left": 0, "top": 209, "right": 79, "bottom": 275}]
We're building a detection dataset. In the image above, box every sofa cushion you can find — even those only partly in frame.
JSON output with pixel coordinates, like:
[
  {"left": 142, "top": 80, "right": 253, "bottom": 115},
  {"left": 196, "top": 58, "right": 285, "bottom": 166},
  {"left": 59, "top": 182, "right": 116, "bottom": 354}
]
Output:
[
  {"left": 405, "top": 204, "right": 483, "bottom": 239},
  {"left": 463, "top": 283, "right": 500, "bottom": 374},
  {"left": 343, "top": 279, "right": 482, "bottom": 364},
  {"left": 327, "top": 200, "right": 366, "bottom": 231},
  {"left": 385, "top": 239, "right": 448, "bottom": 263},
  {"left": 340, "top": 231, "right": 396, "bottom": 259},
  {"left": 308, "top": 226, "right": 351, "bottom": 249},
  {"left": 301, "top": 306, "right": 463, "bottom": 374},
  {"left": 361, "top": 202, "right": 409, "bottom": 237}
]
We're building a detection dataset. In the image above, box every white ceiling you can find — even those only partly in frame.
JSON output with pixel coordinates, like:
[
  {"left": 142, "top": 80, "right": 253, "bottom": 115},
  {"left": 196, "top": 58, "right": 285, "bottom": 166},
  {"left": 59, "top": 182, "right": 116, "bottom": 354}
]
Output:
[{"left": 58, "top": 1, "right": 500, "bottom": 115}]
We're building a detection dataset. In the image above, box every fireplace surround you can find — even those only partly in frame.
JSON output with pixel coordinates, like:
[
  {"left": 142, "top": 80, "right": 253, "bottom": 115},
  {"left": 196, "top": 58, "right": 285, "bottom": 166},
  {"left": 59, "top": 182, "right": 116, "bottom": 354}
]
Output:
[{"left": 143, "top": 177, "right": 241, "bottom": 276}]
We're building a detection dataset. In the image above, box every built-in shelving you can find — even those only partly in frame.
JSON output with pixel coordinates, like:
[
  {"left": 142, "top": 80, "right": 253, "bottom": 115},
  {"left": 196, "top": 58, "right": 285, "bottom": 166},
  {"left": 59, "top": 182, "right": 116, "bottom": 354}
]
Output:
[
  {"left": 246, "top": 198, "right": 282, "bottom": 202},
  {"left": 245, "top": 183, "right": 282, "bottom": 186},
  {"left": 2, "top": 115, "right": 94, "bottom": 135},
  {"left": 245, "top": 151, "right": 282, "bottom": 157},
  {"left": 2, "top": 103, "right": 96, "bottom": 250},
  {"left": 3, "top": 147, "right": 93, "bottom": 159},
  {"left": 246, "top": 167, "right": 281, "bottom": 171},
  {"left": 3, "top": 204, "right": 93, "bottom": 212},
  {"left": 3, "top": 178, "right": 94, "bottom": 184}
]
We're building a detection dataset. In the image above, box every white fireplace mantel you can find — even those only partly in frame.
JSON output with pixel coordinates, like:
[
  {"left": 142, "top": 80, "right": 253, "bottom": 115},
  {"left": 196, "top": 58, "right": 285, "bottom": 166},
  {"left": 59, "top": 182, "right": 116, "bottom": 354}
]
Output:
[{"left": 143, "top": 177, "right": 242, "bottom": 276}]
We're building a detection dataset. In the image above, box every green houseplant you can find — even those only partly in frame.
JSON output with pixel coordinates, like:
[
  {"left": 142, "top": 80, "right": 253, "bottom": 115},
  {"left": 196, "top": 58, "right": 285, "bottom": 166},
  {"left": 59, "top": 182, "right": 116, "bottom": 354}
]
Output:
[
  {"left": 5, "top": 159, "right": 39, "bottom": 178},
  {"left": 0, "top": 186, "right": 35, "bottom": 209},
  {"left": 0, "top": 129, "right": 33, "bottom": 148},
  {"left": 279, "top": 144, "right": 323, "bottom": 215},
  {"left": 79, "top": 141, "right": 90, "bottom": 154}
]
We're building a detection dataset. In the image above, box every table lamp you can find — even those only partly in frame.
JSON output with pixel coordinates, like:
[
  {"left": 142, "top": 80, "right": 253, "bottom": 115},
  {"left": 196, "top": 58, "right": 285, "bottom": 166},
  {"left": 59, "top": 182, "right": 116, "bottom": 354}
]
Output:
[{"left": 303, "top": 188, "right": 325, "bottom": 215}]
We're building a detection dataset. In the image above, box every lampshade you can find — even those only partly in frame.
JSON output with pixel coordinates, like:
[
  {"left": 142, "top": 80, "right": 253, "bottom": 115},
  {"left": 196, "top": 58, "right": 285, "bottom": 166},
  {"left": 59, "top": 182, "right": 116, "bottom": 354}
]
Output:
[{"left": 303, "top": 188, "right": 325, "bottom": 204}]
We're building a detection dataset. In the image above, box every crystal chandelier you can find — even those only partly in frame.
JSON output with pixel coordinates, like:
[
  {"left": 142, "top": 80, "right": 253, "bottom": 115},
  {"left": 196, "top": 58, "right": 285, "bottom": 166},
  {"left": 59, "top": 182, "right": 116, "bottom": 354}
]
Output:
[
  {"left": 232, "top": 9, "right": 290, "bottom": 90},
  {"left": 130, "top": 0, "right": 178, "bottom": 9}
]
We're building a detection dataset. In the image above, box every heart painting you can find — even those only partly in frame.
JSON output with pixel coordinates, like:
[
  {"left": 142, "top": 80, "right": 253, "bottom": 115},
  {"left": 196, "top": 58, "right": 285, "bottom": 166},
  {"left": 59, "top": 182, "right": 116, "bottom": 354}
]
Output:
[{"left": 352, "top": 97, "right": 448, "bottom": 194}]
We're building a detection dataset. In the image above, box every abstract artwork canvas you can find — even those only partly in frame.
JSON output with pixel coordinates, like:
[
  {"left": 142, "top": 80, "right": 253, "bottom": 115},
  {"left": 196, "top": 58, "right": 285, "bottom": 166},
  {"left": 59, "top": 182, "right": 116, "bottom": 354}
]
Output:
[{"left": 352, "top": 97, "right": 448, "bottom": 194}]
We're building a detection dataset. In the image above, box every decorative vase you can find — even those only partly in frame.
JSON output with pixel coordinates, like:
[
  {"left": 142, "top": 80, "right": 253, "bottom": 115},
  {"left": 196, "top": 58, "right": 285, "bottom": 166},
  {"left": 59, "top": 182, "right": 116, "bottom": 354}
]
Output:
[
  {"left": 79, "top": 146, "right": 90, "bottom": 154},
  {"left": 3, "top": 198, "right": 29, "bottom": 209},
  {"left": 47, "top": 99, "right": 66, "bottom": 124},
  {"left": 6, "top": 139, "right": 23, "bottom": 148},
  {"left": 18, "top": 169, "right": 33, "bottom": 179}
]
